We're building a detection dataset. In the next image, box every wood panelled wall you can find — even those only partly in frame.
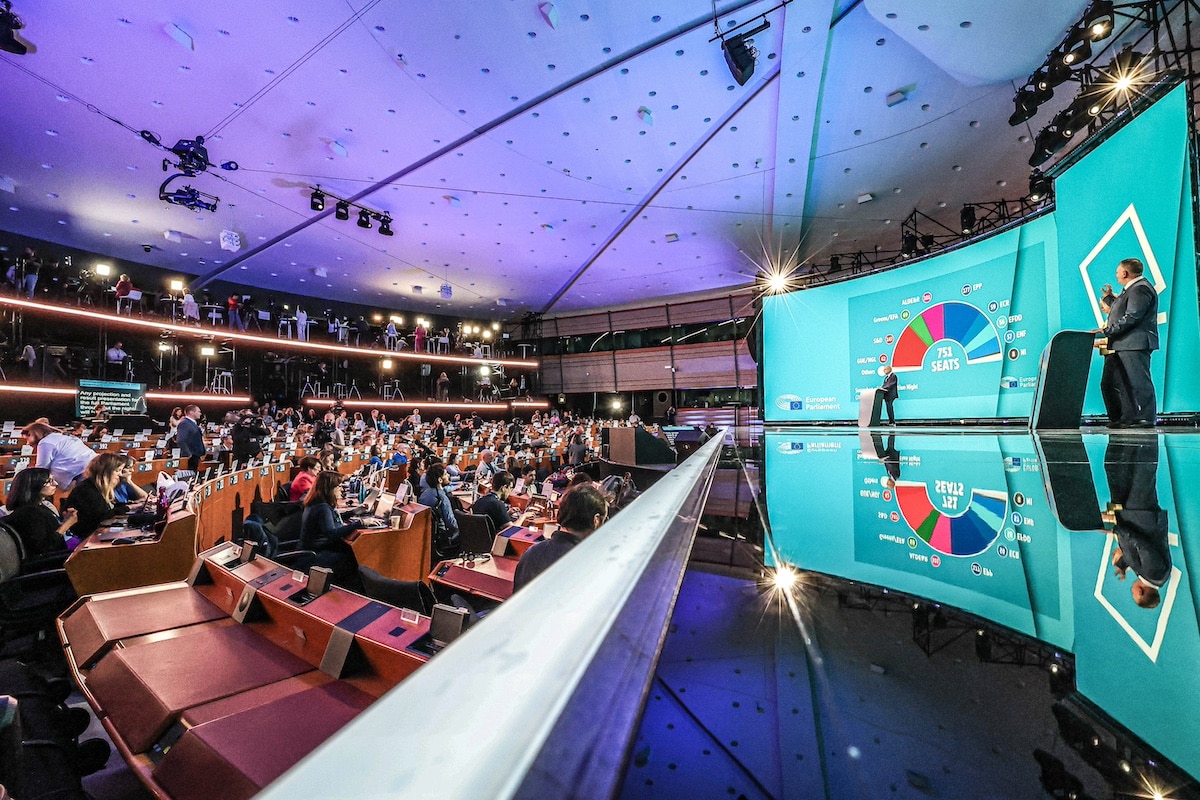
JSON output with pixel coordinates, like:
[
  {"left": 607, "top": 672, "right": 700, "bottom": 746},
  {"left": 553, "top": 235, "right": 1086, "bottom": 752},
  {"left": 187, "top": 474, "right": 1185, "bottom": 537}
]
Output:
[{"left": 538, "top": 292, "right": 758, "bottom": 394}]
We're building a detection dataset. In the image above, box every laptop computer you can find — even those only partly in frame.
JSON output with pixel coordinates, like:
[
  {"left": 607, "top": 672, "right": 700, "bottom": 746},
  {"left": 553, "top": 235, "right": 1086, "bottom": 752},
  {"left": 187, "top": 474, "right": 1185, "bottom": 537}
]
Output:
[{"left": 374, "top": 491, "right": 397, "bottom": 519}]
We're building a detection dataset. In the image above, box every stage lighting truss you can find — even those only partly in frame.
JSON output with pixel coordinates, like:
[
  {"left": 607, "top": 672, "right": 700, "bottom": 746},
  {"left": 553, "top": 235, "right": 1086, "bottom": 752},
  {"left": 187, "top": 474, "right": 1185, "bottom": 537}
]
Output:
[
  {"left": 307, "top": 186, "right": 393, "bottom": 236},
  {"left": 897, "top": 200, "right": 1043, "bottom": 263},
  {"left": 1027, "top": 45, "right": 1155, "bottom": 168},
  {"left": 1005, "top": 0, "right": 1193, "bottom": 130}
]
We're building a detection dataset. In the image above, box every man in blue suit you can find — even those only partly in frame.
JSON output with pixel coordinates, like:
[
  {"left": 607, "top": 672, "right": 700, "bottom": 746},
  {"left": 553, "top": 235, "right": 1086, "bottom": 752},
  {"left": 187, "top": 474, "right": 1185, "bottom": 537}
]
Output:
[{"left": 1095, "top": 258, "right": 1159, "bottom": 428}]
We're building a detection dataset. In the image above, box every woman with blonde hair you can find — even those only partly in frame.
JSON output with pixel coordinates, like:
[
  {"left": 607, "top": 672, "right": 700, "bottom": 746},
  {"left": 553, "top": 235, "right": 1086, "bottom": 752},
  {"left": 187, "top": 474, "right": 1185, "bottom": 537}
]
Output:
[{"left": 64, "top": 452, "right": 129, "bottom": 538}]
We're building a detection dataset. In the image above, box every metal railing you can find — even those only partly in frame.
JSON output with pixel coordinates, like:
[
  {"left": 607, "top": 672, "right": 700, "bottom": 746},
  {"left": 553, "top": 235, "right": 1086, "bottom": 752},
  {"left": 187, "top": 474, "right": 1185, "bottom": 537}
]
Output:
[{"left": 258, "top": 431, "right": 726, "bottom": 800}]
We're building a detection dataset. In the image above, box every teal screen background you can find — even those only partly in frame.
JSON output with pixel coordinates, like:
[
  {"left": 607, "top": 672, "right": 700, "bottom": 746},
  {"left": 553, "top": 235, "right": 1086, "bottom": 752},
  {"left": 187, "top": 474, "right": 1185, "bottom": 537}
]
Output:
[
  {"left": 764, "top": 431, "right": 1200, "bottom": 778},
  {"left": 763, "top": 83, "right": 1200, "bottom": 422}
]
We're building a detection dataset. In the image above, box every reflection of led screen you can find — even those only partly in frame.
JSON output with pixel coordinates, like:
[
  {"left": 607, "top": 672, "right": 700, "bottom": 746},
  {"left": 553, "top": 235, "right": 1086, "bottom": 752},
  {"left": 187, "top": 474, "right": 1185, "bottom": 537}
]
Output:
[
  {"left": 766, "top": 432, "right": 1071, "bottom": 648},
  {"left": 764, "top": 431, "right": 1200, "bottom": 780},
  {"left": 763, "top": 83, "right": 1200, "bottom": 421}
]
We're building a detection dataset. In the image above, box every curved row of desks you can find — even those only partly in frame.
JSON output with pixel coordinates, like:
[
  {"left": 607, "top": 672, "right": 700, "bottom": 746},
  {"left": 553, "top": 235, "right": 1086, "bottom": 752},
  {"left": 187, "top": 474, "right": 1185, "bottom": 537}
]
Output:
[
  {"left": 64, "top": 449, "right": 432, "bottom": 597},
  {"left": 59, "top": 541, "right": 434, "bottom": 800}
]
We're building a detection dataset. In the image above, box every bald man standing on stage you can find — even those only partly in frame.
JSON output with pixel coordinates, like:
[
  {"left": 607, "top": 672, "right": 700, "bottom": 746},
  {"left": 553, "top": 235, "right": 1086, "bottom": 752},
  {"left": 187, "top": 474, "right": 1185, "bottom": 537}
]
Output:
[{"left": 1095, "top": 257, "right": 1159, "bottom": 428}]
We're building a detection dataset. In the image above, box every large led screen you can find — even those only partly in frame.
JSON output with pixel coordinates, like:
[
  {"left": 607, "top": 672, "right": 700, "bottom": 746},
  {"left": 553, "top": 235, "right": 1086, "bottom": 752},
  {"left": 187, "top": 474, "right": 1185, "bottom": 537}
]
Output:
[{"left": 763, "top": 83, "right": 1200, "bottom": 422}]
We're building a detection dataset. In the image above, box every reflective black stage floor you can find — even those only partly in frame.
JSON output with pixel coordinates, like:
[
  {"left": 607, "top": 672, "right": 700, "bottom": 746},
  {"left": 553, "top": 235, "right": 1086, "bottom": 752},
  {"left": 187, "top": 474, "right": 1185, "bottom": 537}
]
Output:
[{"left": 623, "top": 429, "right": 1200, "bottom": 800}]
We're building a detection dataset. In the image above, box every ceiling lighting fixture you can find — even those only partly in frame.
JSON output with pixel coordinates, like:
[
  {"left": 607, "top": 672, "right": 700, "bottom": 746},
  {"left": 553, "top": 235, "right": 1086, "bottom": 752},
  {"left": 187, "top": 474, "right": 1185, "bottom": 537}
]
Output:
[
  {"left": 1009, "top": 86, "right": 1041, "bottom": 126},
  {"left": 960, "top": 205, "right": 976, "bottom": 235},
  {"left": 901, "top": 231, "right": 919, "bottom": 257},
  {"left": 1083, "top": 0, "right": 1114, "bottom": 41},
  {"left": 771, "top": 565, "right": 798, "bottom": 592},
  {"left": 1105, "top": 46, "right": 1147, "bottom": 94},
  {"left": 313, "top": 186, "right": 391, "bottom": 234},
  {"left": 1028, "top": 169, "right": 1053, "bottom": 202},
  {"left": 0, "top": 0, "right": 27, "bottom": 55},
  {"left": 1029, "top": 120, "right": 1069, "bottom": 167},
  {"left": 760, "top": 269, "right": 792, "bottom": 295},
  {"left": 1059, "top": 34, "right": 1091, "bottom": 67}
]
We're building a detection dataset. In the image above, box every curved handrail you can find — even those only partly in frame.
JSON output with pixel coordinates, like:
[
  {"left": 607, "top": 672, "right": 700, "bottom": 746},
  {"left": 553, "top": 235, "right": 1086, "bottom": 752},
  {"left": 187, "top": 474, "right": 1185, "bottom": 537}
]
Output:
[{"left": 259, "top": 432, "right": 726, "bottom": 800}]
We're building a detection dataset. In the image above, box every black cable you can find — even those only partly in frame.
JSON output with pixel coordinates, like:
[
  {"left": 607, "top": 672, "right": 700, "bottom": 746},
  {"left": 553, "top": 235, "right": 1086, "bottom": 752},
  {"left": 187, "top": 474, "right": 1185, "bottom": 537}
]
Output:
[{"left": 203, "top": 0, "right": 385, "bottom": 138}]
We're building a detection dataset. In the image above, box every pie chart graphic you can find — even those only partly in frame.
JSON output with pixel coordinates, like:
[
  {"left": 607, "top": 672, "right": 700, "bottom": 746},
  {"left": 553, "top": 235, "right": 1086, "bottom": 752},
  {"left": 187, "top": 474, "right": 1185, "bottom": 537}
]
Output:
[
  {"left": 891, "top": 301, "right": 1002, "bottom": 372},
  {"left": 894, "top": 482, "right": 1008, "bottom": 557}
]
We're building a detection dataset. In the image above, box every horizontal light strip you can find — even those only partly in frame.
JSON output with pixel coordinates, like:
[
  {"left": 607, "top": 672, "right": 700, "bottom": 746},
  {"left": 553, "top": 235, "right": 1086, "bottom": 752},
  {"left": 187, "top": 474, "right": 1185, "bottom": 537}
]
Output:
[
  {"left": 145, "top": 392, "right": 253, "bottom": 403},
  {"left": 511, "top": 400, "right": 551, "bottom": 408},
  {"left": 0, "top": 384, "right": 78, "bottom": 397},
  {"left": 302, "top": 398, "right": 509, "bottom": 412},
  {"left": 0, "top": 297, "right": 538, "bottom": 369}
]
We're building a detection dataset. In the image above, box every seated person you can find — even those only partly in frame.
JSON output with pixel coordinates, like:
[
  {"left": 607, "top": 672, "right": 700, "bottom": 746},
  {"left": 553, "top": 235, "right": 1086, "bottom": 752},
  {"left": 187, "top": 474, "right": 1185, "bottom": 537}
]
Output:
[
  {"left": 367, "top": 445, "right": 384, "bottom": 470},
  {"left": 299, "top": 471, "right": 364, "bottom": 590},
  {"left": 2, "top": 468, "right": 75, "bottom": 564},
  {"left": 513, "top": 484, "right": 608, "bottom": 592},
  {"left": 418, "top": 463, "right": 460, "bottom": 552},
  {"left": 64, "top": 453, "right": 129, "bottom": 539},
  {"left": 519, "top": 464, "right": 537, "bottom": 491},
  {"left": 112, "top": 456, "right": 149, "bottom": 505},
  {"left": 407, "top": 456, "right": 427, "bottom": 502},
  {"left": 444, "top": 452, "right": 462, "bottom": 483},
  {"left": 289, "top": 455, "right": 321, "bottom": 503},
  {"left": 474, "top": 449, "right": 500, "bottom": 486},
  {"left": 471, "top": 470, "right": 518, "bottom": 533}
]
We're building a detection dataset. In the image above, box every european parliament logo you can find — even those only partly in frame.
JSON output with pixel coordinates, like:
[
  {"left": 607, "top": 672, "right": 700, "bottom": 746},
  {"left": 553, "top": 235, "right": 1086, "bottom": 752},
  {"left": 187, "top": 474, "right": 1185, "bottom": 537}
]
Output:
[
  {"left": 1000, "top": 375, "right": 1019, "bottom": 389},
  {"left": 776, "top": 441, "right": 806, "bottom": 454},
  {"left": 775, "top": 394, "right": 803, "bottom": 411}
]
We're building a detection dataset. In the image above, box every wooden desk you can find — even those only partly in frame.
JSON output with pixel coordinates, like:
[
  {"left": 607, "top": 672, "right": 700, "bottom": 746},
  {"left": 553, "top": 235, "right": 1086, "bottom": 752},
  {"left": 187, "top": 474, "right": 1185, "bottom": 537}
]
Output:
[
  {"left": 59, "top": 542, "right": 434, "bottom": 800},
  {"left": 500, "top": 524, "right": 545, "bottom": 557},
  {"left": 153, "top": 675, "right": 374, "bottom": 800},
  {"left": 194, "top": 463, "right": 291, "bottom": 552},
  {"left": 348, "top": 505, "right": 432, "bottom": 580},
  {"left": 65, "top": 510, "right": 198, "bottom": 596},
  {"left": 61, "top": 583, "right": 226, "bottom": 669},
  {"left": 429, "top": 554, "right": 519, "bottom": 604},
  {"left": 87, "top": 620, "right": 315, "bottom": 752}
]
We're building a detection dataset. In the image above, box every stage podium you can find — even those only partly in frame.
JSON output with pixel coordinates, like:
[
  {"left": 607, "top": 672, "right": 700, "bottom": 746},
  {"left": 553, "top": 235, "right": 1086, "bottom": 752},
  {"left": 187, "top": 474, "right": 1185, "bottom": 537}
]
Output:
[
  {"left": 858, "top": 387, "right": 885, "bottom": 427},
  {"left": 1029, "top": 330, "right": 1097, "bottom": 430}
]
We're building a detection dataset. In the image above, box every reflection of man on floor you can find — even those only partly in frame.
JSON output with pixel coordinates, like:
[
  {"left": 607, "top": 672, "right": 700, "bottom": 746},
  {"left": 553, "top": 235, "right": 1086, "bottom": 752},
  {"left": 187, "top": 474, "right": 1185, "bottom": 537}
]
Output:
[
  {"left": 1104, "top": 434, "right": 1170, "bottom": 609},
  {"left": 868, "top": 433, "right": 902, "bottom": 490}
]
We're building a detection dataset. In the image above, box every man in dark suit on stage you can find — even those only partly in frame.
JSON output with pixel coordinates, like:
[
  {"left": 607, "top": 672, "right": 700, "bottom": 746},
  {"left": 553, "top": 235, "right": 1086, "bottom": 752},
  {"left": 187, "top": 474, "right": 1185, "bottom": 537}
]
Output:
[
  {"left": 880, "top": 366, "right": 898, "bottom": 425},
  {"left": 1095, "top": 257, "right": 1159, "bottom": 428}
]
